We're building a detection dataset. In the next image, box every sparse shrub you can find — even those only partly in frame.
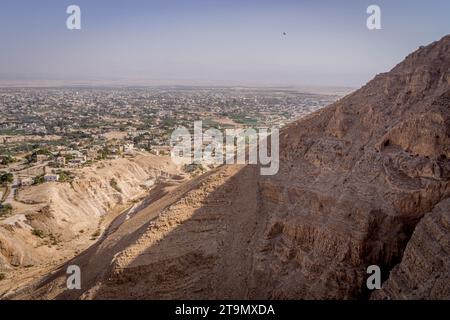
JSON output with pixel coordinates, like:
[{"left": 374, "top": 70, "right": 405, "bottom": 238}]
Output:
[
  {"left": 32, "top": 228, "right": 45, "bottom": 238},
  {"left": 33, "top": 175, "right": 45, "bottom": 185},
  {"left": 110, "top": 178, "right": 122, "bottom": 193},
  {"left": 58, "top": 171, "right": 75, "bottom": 183},
  {"left": 183, "top": 163, "right": 205, "bottom": 175},
  {"left": 1, "top": 155, "right": 15, "bottom": 166},
  {"left": 0, "top": 204, "right": 13, "bottom": 217},
  {"left": 91, "top": 229, "right": 101, "bottom": 240},
  {"left": 0, "top": 172, "right": 13, "bottom": 186},
  {"left": 49, "top": 233, "right": 61, "bottom": 246},
  {"left": 0, "top": 273, "right": 5, "bottom": 281}
]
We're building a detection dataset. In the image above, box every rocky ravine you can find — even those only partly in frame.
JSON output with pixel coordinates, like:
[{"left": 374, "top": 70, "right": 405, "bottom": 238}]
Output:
[{"left": 8, "top": 35, "right": 450, "bottom": 300}]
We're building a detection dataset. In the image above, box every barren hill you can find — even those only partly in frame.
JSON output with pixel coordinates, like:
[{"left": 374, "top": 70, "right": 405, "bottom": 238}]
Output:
[
  {"left": 8, "top": 35, "right": 450, "bottom": 300},
  {"left": 0, "top": 153, "right": 180, "bottom": 296}
]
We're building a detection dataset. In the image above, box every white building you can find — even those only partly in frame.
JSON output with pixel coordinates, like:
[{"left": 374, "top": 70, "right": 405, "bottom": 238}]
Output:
[
  {"left": 124, "top": 143, "right": 135, "bottom": 154},
  {"left": 44, "top": 174, "right": 60, "bottom": 183},
  {"left": 19, "top": 177, "right": 34, "bottom": 186}
]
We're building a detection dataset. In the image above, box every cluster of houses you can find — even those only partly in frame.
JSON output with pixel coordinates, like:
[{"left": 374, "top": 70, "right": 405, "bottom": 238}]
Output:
[
  {"left": 30, "top": 150, "right": 86, "bottom": 168},
  {"left": 149, "top": 146, "right": 171, "bottom": 156},
  {"left": 18, "top": 173, "right": 60, "bottom": 187},
  {"left": 5, "top": 131, "right": 177, "bottom": 189},
  {"left": 30, "top": 143, "right": 139, "bottom": 168},
  {"left": 15, "top": 143, "right": 140, "bottom": 188},
  {"left": 59, "top": 150, "right": 88, "bottom": 167}
]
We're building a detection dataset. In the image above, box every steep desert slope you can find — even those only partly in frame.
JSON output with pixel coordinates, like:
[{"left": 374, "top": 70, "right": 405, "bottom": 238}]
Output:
[
  {"left": 256, "top": 34, "right": 450, "bottom": 299},
  {"left": 8, "top": 35, "right": 450, "bottom": 300}
]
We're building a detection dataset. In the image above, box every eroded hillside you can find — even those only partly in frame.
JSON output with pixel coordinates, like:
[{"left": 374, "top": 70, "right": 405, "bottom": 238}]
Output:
[{"left": 0, "top": 153, "right": 180, "bottom": 295}]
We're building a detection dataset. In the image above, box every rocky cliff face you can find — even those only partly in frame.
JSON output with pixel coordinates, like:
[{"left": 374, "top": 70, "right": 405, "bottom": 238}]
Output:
[
  {"left": 253, "top": 34, "right": 450, "bottom": 299},
  {"left": 372, "top": 198, "right": 450, "bottom": 299},
  {"left": 8, "top": 35, "right": 450, "bottom": 300}
]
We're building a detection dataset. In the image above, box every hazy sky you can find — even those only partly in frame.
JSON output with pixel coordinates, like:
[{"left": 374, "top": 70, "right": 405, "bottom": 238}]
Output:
[{"left": 0, "top": 0, "right": 449, "bottom": 87}]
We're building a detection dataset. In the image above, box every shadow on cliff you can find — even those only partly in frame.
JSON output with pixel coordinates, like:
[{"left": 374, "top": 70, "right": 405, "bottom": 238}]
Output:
[{"left": 45, "top": 165, "right": 263, "bottom": 300}]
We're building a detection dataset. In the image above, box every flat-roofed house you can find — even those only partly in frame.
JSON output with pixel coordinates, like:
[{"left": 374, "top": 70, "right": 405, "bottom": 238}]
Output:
[
  {"left": 19, "top": 177, "right": 34, "bottom": 186},
  {"left": 44, "top": 174, "right": 59, "bottom": 182},
  {"left": 56, "top": 156, "right": 66, "bottom": 166}
]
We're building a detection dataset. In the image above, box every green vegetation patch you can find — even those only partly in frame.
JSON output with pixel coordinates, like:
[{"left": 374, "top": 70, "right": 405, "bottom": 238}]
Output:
[
  {"left": 32, "top": 228, "right": 45, "bottom": 238},
  {"left": 58, "top": 171, "right": 75, "bottom": 183},
  {"left": 0, "top": 204, "right": 13, "bottom": 217},
  {"left": 0, "top": 172, "right": 13, "bottom": 186}
]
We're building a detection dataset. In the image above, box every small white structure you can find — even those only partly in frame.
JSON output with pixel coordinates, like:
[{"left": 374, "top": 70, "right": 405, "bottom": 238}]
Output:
[
  {"left": 124, "top": 143, "right": 135, "bottom": 154},
  {"left": 19, "top": 177, "right": 34, "bottom": 186},
  {"left": 68, "top": 156, "right": 87, "bottom": 167},
  {"left": 44, "top": 174, "right": 60, "bottom": 182},
  {"left": 151, "top": 146, "right": 171, "bottom": 156},
  {"left": 56, "top": 156, "right": 66, "bottom": 166}
]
